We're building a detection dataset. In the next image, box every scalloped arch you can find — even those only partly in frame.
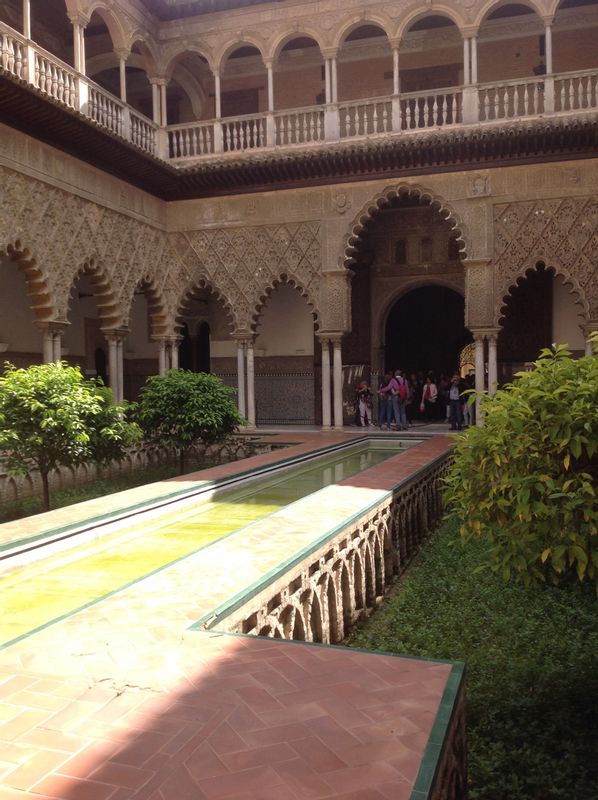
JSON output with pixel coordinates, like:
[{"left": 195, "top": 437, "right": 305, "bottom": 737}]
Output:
[
  {"left": 342, "top": 183, "right": 469, "bottom": 268},
  {"left": 0, "top": 239, "right": 56, "bottom": 323},
  {"left": 251, "top": 275, "right": 320, "bottom": 331},
  {"left": 66, "top": 259, "right": 121, "bottom": 330},
  {"left": 496, "top": 258, "right": 589, "bottom": 327},
  {"left": 175, "top": 278, "right": 237, "bottom": 334},
  {"left": 123, "top": 277, "right": 169, "bottom": 339}
]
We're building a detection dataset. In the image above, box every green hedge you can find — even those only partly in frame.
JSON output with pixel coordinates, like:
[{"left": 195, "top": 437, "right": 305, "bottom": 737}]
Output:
[{"left": 346, "top": 521, "right": 598, "bottom": 800}]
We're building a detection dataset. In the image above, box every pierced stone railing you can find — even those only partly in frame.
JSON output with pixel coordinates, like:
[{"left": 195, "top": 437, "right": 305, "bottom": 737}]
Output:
[
  {"left": 555, "top": 68, "right": 598, "bottom": 112},
  {"left": 222, "top": 112, "right": 268, "bottom": 152},
  {"left": 339, "top": 97, "right": 393, "bottom": 137},
  {"left": 400, "top": 88, "right": 462, "bottom": 129},
  {"left": 168, "top": 120, "right": 215, "bottom": 158},
  {"left": 274, "top": 106, "right": 325, "bottom": 145},
  {"left": 478, "top": 76, "right": 545, "bottom": 121},
  {"left": 205, "top": 451, "right": 450, "bottom": 645},
  {"left": 1, "top": 28, "right": 25, "bottom": 78},
  {"left": 2, "top": 21, "right": 598, "bottom": 165}
]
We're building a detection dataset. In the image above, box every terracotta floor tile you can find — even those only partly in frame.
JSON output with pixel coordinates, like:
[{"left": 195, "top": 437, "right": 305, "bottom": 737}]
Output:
[
  {"left": 271, "top": 758, "right": 335, "bottom": 799},
  {"left": 199, "top": 764, "right": 284, "bottom": 799},
  {"left": 3, "top": 749, "right": 71, "bottom": 791},
  {"left": 88, "top": 760, "right": 153, "bottom": 791},
  {"left": 31, "top": 773, "right": 119, "bottom": 800},
  {"left": 219, "top": 742, "right": 296, "bottom": 772}
]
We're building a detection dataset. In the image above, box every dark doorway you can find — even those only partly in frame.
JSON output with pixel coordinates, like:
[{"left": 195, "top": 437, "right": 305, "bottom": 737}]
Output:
[
  {"left": 197, "top": 321, "right": 211, "bottom": 373},
  {"left": 498, "top": 262, "right": 553, "bottom": 380},
  {"left": 385, "top": 286, "right": 471, "bottom": 376}
]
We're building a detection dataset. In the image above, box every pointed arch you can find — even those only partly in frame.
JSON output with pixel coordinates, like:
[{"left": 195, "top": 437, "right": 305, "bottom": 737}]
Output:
[
  {"left": 309, "top": 591, "right": 323, "bottom": 643},
  {"left": 0, "top": 240, "right": 55, "bottom": 322},
  {"left": 342, "top": 183, "right": 469, "bottom": 269}
]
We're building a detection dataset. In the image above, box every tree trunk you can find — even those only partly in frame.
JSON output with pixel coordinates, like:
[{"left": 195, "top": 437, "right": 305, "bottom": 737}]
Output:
[{"left": 41, "top": 469, "right": 51, "bottom": 512}]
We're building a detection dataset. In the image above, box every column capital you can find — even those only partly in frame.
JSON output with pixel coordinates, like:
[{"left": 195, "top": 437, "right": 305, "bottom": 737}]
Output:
[
  {"left": 470, "top": 327, "right": 500, "bottom": 340},
  {"left": 389, "top": 38, "right": 401, "bottom": 50},
  {"left": 232, "top": 331, "right": 255, "bottom": 344},
  {"left": 37, "top": 320, "right": 67, "bottom": 335},
  {"left": 148, "top": 75, "right": 168, "bottom": 86},
  {"left": 541, "top": 14, "right": 555, "bottom": 26},
  {"left": 461, "top": 26, "right": 478, "bottom": 38},
  {"left": 114, "top": 48, "right": 130, "bottom": 60},
  {"left": 581, "top": 322, "right": 598, "bottom": 334},
  {"left": 321, "top": 48, "right": 339, "bottom": 60},
  {"left": 68, "top": 12, "right": 89, "bottom": 27},
  {"left": 102, "top": 328, "right": 129, "bottom": 343}
]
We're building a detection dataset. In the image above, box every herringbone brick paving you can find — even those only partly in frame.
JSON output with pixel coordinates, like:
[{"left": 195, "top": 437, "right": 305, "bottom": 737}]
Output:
[{"left": 0, "top": 432, "right": 454, "bottom": 799}]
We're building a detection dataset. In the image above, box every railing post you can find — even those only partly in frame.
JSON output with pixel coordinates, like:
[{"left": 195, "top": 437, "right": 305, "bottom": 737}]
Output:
[
  {"left": 214, "top": 120, "right": 223, "bottom": 153},
  {"left": 266, "top": 111, "right": 275, "bottom": 147},
  {"left": 324, "top": 103, "right": 339, "bottom": 142},
  {"left": 391, "top": 95, "right": 401, "bottom": 133},
  {"left": 461, "top": 85, "right": 478, "bottom": 123},
  {"left": 544, "top": 75, "right": 555, "bottom": 114},
  {"left": 77, "top": 74, "right": 89, "bottom": 115},
  {"left": 24, "top": 43, "right": 36, "bottom": 86},
  {"left": 156, "top": 127, "right": 168, "bottom": 159},
  {"left": 121, "top": 106, "right": 130, "bottom": 141}
]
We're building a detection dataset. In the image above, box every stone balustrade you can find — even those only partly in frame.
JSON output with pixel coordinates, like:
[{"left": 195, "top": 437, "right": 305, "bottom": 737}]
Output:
[
  {"left": 202, "top": 450, "right": 449, "bottom": 645},
  {"left": 2, "top": 20, "right": 597, "bottom": 165}
]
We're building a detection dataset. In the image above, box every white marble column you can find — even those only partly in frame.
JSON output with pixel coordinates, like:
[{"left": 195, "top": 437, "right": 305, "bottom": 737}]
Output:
[
  {"left": 266, "top": 63, "right": 274, "bottom": 112},
  {"left": 22, "top": 0, "right": 31, "bottom": 39},
  {"left": 331, "top": 335, "right": 344, "bottom": 430},
  {"left": 246, "top": 338, "right": 256, "bottom": 428},
  {"left": 118, "top": 53, "right": 127, "bottom": 103},
  {"left": 159, "top": 81, "right": 167, "bottom": 126},
  {"left": 214, "top": 72, "right": 222, "bottom": 118},
  {"left": 320, "top": 337, "right": 332, "bottom": 429},
  {"left": 150, "top": 80, "right": 160, "bottom": 124},
  {"left": 80, "top": 24, "right": 86, "bottom": 75},
  {"left": 40, "top": 323, "right": 64, "bottom": 363},
  {"left": 116, "top": 337, "right": 124, "bottom": 403},
  {"left": 471, "top": 36, "right": 478, "bottom": 84},
  {"left": 236, "top": 339, "right": 246, "bottom": 418},
  {"left": 474, "top": 333, "right": 486, "bottom": 425},
  {"left": 331, "top": 56, "right": 338, "bottom": 103},
  {"left": 158, "top": 341, "right": 167, "bottom": 375},
  {"left": 463, "top": 37, "right": 471, "bottom": 85},
  {"left": 72, "top": 21, "right": 82, "bottom": 72},
  {"left": 392, "top": 47, "right": 400, "bottom": 95},
  {"left": 108, "top": 336, "right": 118, "bottom": 400},
  {"left": 582, "top": 325, "right": 598, "bottom": 356},
  {"left": 170, "top": 338, "right": 179, "bottom": 370},
  {"left": 42, "top": 331, "right": 54, "bottom": 364},
  {"left": 324, "top": 59, "right": 331, "bottom": 104},
  {"left": 487, "top": 332, "right": 498, "bottom": 396},
  {"left": 545, "top": 23, "right": 553, "bottom": 74}
]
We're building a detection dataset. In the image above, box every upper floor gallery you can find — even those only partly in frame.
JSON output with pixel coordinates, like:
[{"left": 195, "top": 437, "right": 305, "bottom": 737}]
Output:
[{"left": 0, "top": 0, "right": 597, "bottom": 166}]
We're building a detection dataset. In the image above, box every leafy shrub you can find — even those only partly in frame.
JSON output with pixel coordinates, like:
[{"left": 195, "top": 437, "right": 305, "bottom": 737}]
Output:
[
  {"left": 444, "top": 336, "right": 598, "bottom": 591},
  {"left": 0, "top": 361, "right": 140, "bottom": 510},
  {"left": 137, "top": 369, "right": 244, "bottom": 473},
  {"left": 347, "top": 521, "right": 598, "bottom": 800}
]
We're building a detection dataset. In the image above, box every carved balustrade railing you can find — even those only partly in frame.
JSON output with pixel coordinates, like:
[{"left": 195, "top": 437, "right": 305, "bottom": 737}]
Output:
[
  {"left": 478, "top": 76, "right": 546, "bottom": 121},
  {"left": 554, "top": 68, "right": 598, "bottom": 112},
  {"left": 274, "top": 106, "right": 325, "bottom": 145},
  {"left": 1, "top": 21, "right": 598, "bottom": 165},
  {"left": 201, "top": 452, "right": 450, "bottom": 645}
]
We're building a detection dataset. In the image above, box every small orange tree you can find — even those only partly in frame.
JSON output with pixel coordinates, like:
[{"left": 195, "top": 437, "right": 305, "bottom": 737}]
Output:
[
  {"left": 0, "top": 362, "right": 140, "bottom": 511},
  {"left": 444, "top": 334, "right": 598, "bottom": 592}
]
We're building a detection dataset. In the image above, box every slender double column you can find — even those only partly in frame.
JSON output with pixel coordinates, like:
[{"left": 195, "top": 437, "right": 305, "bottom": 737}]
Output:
[
  {"left": 582, "top": 324, "right": 598, "bottom": 356},
  {"left": 157, "top": 337, "right": 181, "bottom": 375},
  {"left": 234, "top": 335, "right": 256, "bottom": 428},
  {"left": 319, "top": 334, "right": 344, "bottom": 429},
  {"left": 105, "top": 330, "right": 128, "bottom": 405},
  {"left": 40, "top": 322, "right": 65, "bottom": 363},
  {"left": 472, "top": 328, "right": 501, "bottom": 424}
]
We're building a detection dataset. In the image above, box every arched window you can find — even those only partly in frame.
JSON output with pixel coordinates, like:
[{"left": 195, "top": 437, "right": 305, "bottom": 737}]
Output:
[{"left": 395, "top": 239, "right": 407, "bottom": 265}]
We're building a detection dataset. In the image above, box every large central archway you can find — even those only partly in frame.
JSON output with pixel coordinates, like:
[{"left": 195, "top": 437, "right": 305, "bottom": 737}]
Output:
[{"left": 385, "top": 286, "right": 471, "bottom": 376}]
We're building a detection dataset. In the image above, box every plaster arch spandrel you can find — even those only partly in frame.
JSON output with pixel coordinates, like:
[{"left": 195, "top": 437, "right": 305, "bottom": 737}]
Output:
[
  {"left": 465, "top": 259, "right": 494, "bottom": 329},
  {"left": 178, "top": 221, "right": 322, "bottom": 332},
  {"left": 492, "top": 196, "right": 597, "bottom": 324}
]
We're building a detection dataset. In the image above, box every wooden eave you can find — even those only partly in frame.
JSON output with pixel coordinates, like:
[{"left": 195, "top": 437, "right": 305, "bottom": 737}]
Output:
[{"left": 1, "top": 70, "right": 598, "bottom": 202}]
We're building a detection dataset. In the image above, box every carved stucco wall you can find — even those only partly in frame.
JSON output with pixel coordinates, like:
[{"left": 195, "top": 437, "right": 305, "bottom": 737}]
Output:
[
  {"left": 0, "top": 165, "right": 323, "bottom": 335},
  {"left": 493, "top": 196, "right": 598, "bottom": 324}
]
